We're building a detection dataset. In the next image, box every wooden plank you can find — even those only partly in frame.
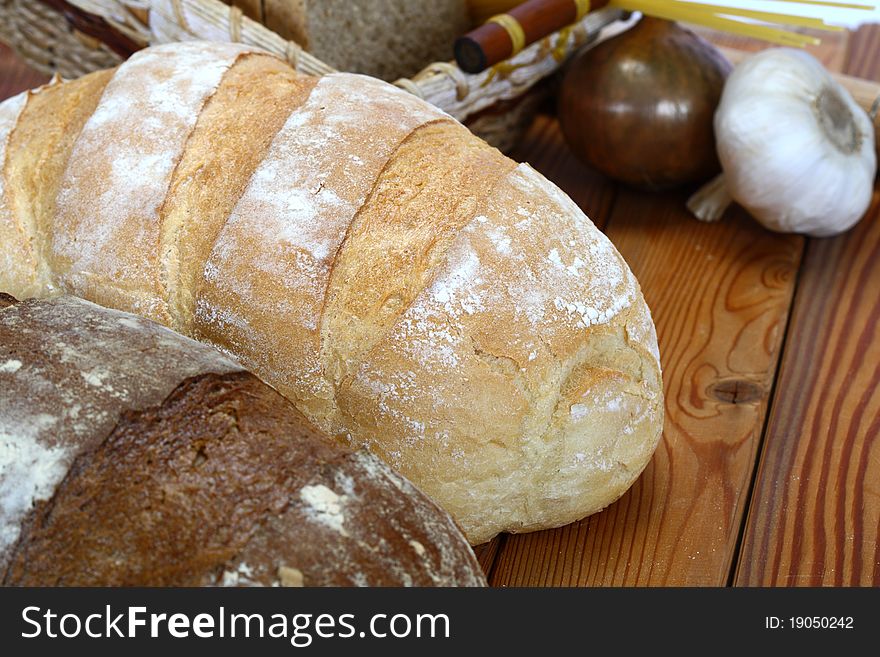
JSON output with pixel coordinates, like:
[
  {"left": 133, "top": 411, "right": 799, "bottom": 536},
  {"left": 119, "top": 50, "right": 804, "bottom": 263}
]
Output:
[
  {"left": 473, "top": 537, "right": 504, "bottom": 575},
  {"left": 491, "top": 181, "right": 804, "bottom": 585},
  {"left": 0, "top": 43, "right": 50, "bottom": 100},
  {"left": 735, "top": 24, "right": 880, "bottom": 587},
  {"left": 843, "top": 21, "right": 880, "bottom": 80},
  {"left": 0, "top": 41, "right": 619, "bottom": 582}
]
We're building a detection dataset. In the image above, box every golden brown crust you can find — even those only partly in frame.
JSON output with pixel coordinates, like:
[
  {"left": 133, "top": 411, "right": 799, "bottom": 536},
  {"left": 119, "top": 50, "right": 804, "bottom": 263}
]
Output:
[
  {"left": 193, "top": 73, "right": 448, "bottom": 425},
  {"left": 49, "top": 43, "right": 260, "bottom": 324},
  {"left": 225, "top": 0, "right": 263, "bottom": 22},
  {"left": 3, "top": 70, "right": 114, "bottom": 300},
  {"left": 321, "top": 120, "right": 516, "bottom": 380},
  {"left": 1, "top": 43, "right": 665, "bottom": 545},
  {"left": 264, "top": 0, "right": 311, "bottom": 50},
  {"left": 162, "top": 53, "right": 317, "bottom": 333}
]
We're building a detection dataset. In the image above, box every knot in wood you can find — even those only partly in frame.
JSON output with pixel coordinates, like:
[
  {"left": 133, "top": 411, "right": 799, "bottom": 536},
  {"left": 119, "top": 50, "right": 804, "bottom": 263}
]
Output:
[{"left": 708, "top": 378, "right": 763, "bottom": 404}]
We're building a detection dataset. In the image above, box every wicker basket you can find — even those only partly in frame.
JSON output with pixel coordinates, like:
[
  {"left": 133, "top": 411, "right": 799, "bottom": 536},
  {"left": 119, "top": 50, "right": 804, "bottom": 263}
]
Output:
[{"left": 0, "top": 0, "right": 630, "bottom": 149}]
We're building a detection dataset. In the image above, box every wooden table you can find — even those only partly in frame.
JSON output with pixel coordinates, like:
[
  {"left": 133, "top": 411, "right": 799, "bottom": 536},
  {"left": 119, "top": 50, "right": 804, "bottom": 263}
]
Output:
[{"left": 1, "top": 25, "right": 878, "bottom": 586}]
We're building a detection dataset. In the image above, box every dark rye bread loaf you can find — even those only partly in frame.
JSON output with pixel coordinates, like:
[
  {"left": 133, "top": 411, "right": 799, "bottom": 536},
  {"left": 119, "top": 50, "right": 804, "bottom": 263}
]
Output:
[{"left": 0, "top": 295, "right": 485, "bottom": 586}]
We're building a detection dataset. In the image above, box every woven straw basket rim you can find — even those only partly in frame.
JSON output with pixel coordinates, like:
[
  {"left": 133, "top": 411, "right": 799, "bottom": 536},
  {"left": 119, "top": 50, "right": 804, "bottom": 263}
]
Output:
[{"left": 0, "top": 0, "right": 628, "bottom": 118}]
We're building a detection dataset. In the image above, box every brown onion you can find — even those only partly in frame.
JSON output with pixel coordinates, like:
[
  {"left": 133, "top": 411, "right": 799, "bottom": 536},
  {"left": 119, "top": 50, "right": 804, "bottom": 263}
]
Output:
[{"left": 558, "top": 17, "right": 731, "bottom": 190}]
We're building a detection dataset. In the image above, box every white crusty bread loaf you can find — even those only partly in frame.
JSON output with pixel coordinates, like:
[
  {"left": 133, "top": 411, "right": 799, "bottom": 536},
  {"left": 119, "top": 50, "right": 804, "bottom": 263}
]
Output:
[
  {"left": 0, "top": 67, "right": 113, "bottom": 301},
  {"left": 52, "top": 43, "right": 255, "bottom": 322},
  {"left": 0, "top": 42, "right": 664, "bottom": 545},
  {"left": 0, "top": 94, "right": 30, "bottom": 298},
  {"left": 196, "top": 70, "right": 450, "bottom": 422}
]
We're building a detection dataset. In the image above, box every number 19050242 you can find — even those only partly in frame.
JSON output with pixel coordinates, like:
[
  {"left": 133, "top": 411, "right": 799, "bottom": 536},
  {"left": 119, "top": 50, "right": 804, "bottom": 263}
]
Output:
[
  {"left": 792, "top": 617, "right": 854, "bottom": 629},
  {"left": 765, "top": 616, "right": 854, "bottom": 629}
]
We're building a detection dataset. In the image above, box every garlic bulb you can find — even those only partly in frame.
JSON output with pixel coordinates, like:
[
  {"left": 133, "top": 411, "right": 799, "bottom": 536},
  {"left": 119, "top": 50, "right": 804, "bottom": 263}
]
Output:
[{"left": 687, "top": 48, "right": 876, "bottom": 237}]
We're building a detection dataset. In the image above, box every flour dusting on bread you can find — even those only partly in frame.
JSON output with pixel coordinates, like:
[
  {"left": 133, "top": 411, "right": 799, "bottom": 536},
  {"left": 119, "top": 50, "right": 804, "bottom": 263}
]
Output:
[
  {"left": 196, "top": 73, "right": 448, "bottom": 422},
  {"left": 52, "top": 43, "right": 256, "bottom": 321},
  {"left": 0, "top": 92, "right": 30, "bottom": 298},
  {"left": 0, "top": 45, "right": 664, "bottom": 546},
  {"left": 0, "top": 410, "right": 70, "bottom": 560}
]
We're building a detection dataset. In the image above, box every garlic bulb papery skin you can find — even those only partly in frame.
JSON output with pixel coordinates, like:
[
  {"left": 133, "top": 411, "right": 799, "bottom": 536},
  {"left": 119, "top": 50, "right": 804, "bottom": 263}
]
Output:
[{"left": 689, "top": 48, "right": 876, "bottom": 237}]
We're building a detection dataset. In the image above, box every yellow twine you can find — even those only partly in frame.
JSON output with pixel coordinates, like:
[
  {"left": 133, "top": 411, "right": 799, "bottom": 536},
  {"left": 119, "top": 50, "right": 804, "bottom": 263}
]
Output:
[
  {"left": 574, "top": 0, "right": 591, "bottom": 21},
  {"left": 285, "top": 41, "right": 302, "bottom": 70},
  {"left": 488, "top": 13, "right": 527, "bottom": 56},
  {"left": 228, "top": 6, "right": 242, "bottom": 43}
]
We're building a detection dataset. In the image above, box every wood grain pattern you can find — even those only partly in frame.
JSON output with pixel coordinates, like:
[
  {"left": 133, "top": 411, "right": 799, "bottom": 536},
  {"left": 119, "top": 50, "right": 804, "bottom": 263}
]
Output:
[
  {"left": 735, "top": 24, "right": 880, "bottom": 587},
  {"left": 491, "top": 187, "right": 803, "bottom": 585},
  {"left": 473, "top": 537, "right": 504, "bottom": 574},
  {"left": 0, "top": 43, "right": 51, "bottom": 98}
]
